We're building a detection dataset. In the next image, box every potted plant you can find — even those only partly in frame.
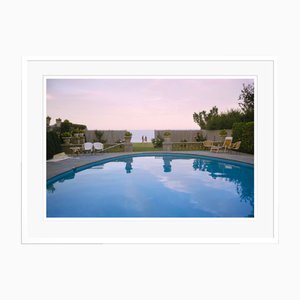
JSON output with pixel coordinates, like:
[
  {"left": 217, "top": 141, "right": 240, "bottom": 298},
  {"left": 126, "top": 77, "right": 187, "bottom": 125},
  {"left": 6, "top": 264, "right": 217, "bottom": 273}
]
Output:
[
  {"left": 163, "top": 131, "right": 171, "bottom": 142},
  {"left": 73, "top": 128, "right": 80, "bottom": 137},
  {"left": 61, "top": 132, "right": 72, "bottom": 144},
  {"left": 79, "top": 129, "right": 85, "bottom": 137},
  {"left": 124, "top": 131, "right": 132, "bottom": 143},
  {"left": 46, "top": 116, "right": 51, "bottom": 127},
  {"left": 219, "top": 129, "right": 227, "bottom": 141},
  {"left": 55, "top": 118, "right": 62, "bottom": 127}
]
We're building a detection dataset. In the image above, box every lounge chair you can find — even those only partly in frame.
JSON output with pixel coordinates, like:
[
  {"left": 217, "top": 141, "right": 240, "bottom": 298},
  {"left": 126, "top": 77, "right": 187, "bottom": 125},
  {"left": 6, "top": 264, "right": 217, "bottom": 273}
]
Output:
[
  {"left": 93, "top": 142, "right": 104, "bottom": 153},
  {"left": 203, "top": 140, "right": 214, "bottom": 150},
  {"left": 210, "top": 137, "right": 233, "bottom": 153},
  {"left": 228, "top": 141, "right": 241, "bottom": 153},
  {"left": 83, "top": 142, "right": 93, "bottom": 154}
]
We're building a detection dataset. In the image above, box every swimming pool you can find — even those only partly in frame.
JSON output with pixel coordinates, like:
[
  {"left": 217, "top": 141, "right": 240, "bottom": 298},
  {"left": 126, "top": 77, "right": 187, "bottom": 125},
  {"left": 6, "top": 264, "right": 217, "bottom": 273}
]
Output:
[{"left": 47, "top": 153, "right": 254, "bottom": 218}]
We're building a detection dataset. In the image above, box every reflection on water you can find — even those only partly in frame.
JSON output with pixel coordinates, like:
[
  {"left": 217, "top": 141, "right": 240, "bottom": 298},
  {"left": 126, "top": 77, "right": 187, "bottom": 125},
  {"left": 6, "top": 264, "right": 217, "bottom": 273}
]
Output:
[
  {"left": 58, "top": 170, "right": 75, "bottom": 182},
  {"left": 47, "top": 155, "right": 254, "bottom": 218},
  {"left": 114, "top": 157, "right": 134, "bottom": 173},
  {"left": 47, "top": 170, "right": 75, "bottom": 192},
  {"left": 163, "top": 157, "right": 172, "bottom": 172},
  {"left": 47, "top": 183, "right": 56, "bottom": 193},
  {"left": 193, "top": 158, "right": 254, "bottom": 207},
  {"left": 125, "top": 157, "right": 133, "bottom": 173}
]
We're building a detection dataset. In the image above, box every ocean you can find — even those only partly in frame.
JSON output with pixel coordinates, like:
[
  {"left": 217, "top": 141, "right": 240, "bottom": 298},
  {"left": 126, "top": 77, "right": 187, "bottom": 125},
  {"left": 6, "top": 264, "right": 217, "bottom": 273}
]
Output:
[{"left": 130, "top": 130, "right": 155, "bottom": 143}]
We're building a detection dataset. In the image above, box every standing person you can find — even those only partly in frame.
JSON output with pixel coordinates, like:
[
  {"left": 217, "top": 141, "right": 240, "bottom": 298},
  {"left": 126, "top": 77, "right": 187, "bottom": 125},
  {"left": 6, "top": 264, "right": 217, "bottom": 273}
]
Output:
[
  {"left": 145, "top": 136, "right": 147, "bottom": 142},
  {"left": 142, "top": 135, "right": 144, "bottom": 143}
]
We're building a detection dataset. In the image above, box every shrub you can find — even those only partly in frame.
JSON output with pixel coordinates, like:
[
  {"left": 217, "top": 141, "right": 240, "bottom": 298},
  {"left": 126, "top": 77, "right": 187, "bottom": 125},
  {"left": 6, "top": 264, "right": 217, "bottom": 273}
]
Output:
[
  {"left": 47, "top": 131, "right": 62, "bottom": 160},
  {"left": 94, "top": 130, "right": 107, "bottom": 143},
  {"left": 72, "top": 123, "right": 87, "bottom": 130},
  {"left": 61, "top": 120, "right": 87, "bottom": 134},
  {"left": 124, "top": 131, "right": 132, "bottom": 137},
  {"left": 60, "top": 120, "right": 72, "bottom": 134},
  {"left": 232, "top": 122, "right": 254, "bottom": 154},
  {"left": 152, "top": 135, "right": 164, "bottom": 148},
  {"left": 193, "top": 108, "right": 244, "bottom": 130},
  {"left": 219, "top": 129, "right": 227, "bottom": 139},
  {"left": 72, "top": 128, "right": 80, "bottom": 134},
  {"left": 194, "top": 132, "right": 206, "bottom": 142},
  {"left": 61, "top": 132, "right": 72, "bottom": 137}
]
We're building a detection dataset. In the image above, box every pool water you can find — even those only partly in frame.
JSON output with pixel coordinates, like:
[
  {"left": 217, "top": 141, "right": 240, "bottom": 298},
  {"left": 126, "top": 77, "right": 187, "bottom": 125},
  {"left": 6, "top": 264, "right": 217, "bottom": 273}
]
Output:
[{"left": 47, "top": 154, "right": 254, "bottom": 218}]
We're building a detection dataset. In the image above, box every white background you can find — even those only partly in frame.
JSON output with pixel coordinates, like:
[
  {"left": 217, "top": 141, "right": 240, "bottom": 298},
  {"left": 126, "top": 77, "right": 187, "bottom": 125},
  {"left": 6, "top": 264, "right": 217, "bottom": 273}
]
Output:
[{"left": 0, "top": 1, "right": 297, "bottom": 299}]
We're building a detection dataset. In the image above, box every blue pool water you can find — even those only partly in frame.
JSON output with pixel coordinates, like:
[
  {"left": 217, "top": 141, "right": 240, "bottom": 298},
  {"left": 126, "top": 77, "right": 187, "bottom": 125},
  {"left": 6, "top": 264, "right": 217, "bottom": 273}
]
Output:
[{"left": 47, "top": 154, "right": 254, "bottom": 218}]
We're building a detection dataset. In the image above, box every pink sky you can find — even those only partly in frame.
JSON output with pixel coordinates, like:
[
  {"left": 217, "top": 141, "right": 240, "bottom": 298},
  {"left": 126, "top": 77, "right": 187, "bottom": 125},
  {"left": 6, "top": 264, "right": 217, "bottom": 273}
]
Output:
[{"left": 47, "top": 78, "right": 254, "bottom": 130}]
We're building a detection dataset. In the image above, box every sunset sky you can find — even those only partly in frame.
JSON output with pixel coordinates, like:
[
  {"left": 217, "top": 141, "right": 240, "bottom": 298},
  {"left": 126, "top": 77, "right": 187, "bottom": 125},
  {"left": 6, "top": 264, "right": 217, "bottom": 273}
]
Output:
[{"left": 47, "top": 78, "right": 254, "bottom": 130}]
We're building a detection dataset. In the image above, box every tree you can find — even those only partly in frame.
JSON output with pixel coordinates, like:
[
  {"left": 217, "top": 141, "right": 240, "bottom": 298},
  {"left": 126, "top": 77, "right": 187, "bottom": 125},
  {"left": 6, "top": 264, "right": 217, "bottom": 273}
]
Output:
[
  {"left": 193, "top": 110, "right": 207, "bottom": 129},
  {"left": 47, "top": 131, "right": 62, "bottom": 160},
  {"left": 207, "top": 106, "right": 218, "bottom": 118},
  {"left": 193, "top": 106, "right": 219, "bottom": 129},
  {"left": 193, "top": 82, "right": 254, "bottom": 129},
  {"left": 193, "top": 106, "right": 243, "bottom": 130},
  {"left": 217, "top": 109, "right": 244, "bottom": 129},
  {"left": 238, "top": 83, "right": 254, "bottom": 122}
]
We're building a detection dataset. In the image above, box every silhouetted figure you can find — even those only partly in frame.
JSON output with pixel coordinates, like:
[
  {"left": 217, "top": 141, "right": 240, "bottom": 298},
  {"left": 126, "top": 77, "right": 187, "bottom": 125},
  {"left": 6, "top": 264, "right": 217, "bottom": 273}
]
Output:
[{"left": 145, "top": 136, "right": 147, "bottom": 142}]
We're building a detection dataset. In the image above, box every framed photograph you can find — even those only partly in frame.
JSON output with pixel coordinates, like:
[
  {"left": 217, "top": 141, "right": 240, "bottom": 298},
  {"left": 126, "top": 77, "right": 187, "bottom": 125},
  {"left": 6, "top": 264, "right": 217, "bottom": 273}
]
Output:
[{"left": 22, "top": 57, "right": 277, "bottom": 243}]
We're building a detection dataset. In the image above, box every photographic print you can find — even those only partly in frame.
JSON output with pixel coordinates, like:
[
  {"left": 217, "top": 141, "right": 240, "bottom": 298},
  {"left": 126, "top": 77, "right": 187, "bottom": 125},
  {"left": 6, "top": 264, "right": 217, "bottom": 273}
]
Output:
[
  {"left": 22, "top": 58, "right": 275, "bottom": 243},
  {"left": 46, "top": 77, "right": 255, "bottom": 218}
]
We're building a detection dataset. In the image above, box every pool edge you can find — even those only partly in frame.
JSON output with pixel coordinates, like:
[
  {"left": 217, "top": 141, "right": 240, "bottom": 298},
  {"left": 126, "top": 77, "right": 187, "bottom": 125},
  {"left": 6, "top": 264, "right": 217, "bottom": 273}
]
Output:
[{"left": 47, "top": 151, "right": 254, "bottom": 183}]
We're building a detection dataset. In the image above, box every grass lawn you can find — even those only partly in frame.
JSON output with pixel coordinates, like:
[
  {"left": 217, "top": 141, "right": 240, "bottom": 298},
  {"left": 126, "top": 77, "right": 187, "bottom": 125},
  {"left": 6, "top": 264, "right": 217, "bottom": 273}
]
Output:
[{"left": 133, "top": 143, "right": 162, "bottom": 152}]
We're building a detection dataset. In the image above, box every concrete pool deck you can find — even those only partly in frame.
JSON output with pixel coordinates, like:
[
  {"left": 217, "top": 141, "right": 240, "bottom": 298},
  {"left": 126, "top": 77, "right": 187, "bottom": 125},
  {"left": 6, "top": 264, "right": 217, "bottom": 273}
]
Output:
[{"left": 47, "top": 151, "right": 254, "bottom": 180}]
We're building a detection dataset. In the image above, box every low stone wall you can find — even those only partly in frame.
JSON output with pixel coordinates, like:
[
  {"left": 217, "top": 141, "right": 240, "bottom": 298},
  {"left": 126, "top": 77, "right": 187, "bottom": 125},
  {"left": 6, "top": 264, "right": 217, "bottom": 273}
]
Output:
[
  {"left": 61, "top": 144, "right": 82, "bottom": 154},
  {"left": 61, "top": 143, "right": 126, "bottom": 154},
  {"left": 85, "top": 130, "right": 126, "bottom": 144},
  {"left": 155, "top": 129, "right": 232, "bottom": 142},
  {"left": 83, "top": 129, "right": 233, "bottom": 144},
  {"left": 155, "top": 130, "right": 200, "bottom": 142},
  {"left": 202, "top": 129, "right": 232, "bottom": 142}
]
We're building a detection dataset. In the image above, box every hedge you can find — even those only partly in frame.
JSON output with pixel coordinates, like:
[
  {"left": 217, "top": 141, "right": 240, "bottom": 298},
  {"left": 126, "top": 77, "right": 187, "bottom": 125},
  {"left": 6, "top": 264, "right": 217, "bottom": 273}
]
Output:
[
  {"left": 232, "top": 122, "right": 254, "bottom": 154},
  {"left": 47, "top": 131, "right": 62, "bottom": 160}
]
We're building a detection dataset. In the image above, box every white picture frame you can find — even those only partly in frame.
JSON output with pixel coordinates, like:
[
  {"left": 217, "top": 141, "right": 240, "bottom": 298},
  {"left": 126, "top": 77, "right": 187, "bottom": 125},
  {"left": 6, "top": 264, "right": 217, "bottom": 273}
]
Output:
[{"left": 22, "top": 57, "right": 277, "bottom": 244}]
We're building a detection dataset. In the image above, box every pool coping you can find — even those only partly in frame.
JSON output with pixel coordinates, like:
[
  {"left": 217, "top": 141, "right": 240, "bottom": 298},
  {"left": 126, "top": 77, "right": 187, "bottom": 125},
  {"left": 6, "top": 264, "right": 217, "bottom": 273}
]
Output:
[{"left": 47, "top": 151, "right": 254, "bottom": 180}]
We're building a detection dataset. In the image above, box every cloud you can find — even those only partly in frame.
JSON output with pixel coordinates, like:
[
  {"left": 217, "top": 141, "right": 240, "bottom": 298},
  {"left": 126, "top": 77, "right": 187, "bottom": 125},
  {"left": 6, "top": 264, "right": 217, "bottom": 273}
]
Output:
[
  {"left": 47, "top": 78, "right": 254, "bottom": 129},
  {"left": 157, "top": 175, "right": 189, "bottom": 193}
]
